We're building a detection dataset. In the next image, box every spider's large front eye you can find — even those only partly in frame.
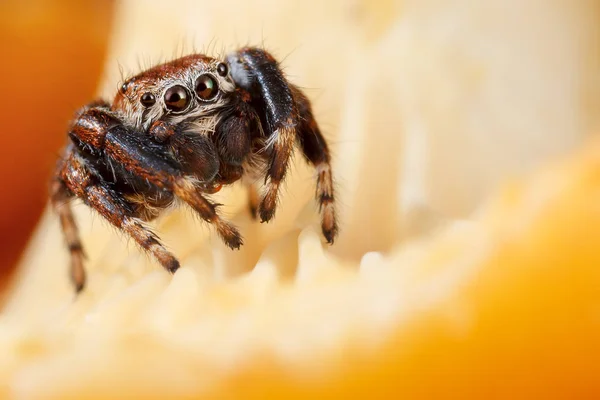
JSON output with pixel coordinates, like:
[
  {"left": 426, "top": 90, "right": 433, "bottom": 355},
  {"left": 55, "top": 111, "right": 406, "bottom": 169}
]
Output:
[
  {"left": 164, "top": 85, "right": 190, "bottom": 112},
  {"left": 195, "top": 75, "right": 218, "bottom": 101}
]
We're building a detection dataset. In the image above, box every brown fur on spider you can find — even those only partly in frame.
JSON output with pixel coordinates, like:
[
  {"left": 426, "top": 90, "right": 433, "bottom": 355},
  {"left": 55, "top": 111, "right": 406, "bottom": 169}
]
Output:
[{"left": 51, "top": 47, "right": 338, "bottom": 292}]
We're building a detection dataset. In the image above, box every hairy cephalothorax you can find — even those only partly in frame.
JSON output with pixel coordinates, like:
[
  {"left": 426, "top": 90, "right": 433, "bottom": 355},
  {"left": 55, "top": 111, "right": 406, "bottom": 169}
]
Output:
[{"left": 51, "top": 47, "right": 338, "bottom": 292}]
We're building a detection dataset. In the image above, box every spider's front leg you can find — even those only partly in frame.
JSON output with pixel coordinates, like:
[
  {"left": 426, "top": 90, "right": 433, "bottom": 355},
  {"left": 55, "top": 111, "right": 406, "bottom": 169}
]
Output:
[
  {"left": 65, "top": 104, "right": 242, "bottom": 251},
  {"left": 227, "top": 47, "right": 338, "bottom": 243},
  {"left": 227, "top": 48, "right": 299, "bottom": 223},
  {"left": 103, "top": 126, "right": 243, "bottom": 249},
  {"left": 58, "top": 153, "right": 180, "bottom": 277}
]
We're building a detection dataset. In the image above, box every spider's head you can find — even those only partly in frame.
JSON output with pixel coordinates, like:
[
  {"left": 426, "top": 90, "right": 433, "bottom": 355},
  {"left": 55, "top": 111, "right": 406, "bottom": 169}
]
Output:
[{"left": 113, "top": 54, "right": 236, "bottom": 130}]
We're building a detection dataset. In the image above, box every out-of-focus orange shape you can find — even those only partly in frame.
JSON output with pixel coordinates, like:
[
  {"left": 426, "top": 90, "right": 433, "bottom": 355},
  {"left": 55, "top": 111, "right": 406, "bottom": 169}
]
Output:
[
  {"left": 206, "top": 142, "right": 600, "bottom": 399},
  {"left": 0, "top": 1, "right": 113, "bottom": 291}
]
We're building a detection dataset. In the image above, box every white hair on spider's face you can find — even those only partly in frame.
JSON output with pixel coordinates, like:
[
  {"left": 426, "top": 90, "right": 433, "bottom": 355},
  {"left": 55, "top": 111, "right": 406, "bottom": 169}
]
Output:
[
  {"left": 111, "top": 55, "right": 238, "bottom": 132},
  {"left": 181, "top": 113, "right": 222, "bottom": 137}
]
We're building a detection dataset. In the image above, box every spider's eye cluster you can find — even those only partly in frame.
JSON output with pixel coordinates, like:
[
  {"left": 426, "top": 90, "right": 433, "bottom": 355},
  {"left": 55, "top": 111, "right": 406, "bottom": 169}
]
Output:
[
  {"left": 164, "top": 85, "right": 190, "bottom": 112},
  {"left": 140, "top": 71, "right": 223, "bottom": 112},
  {"left": 195, "top": 75, "right": 219, "bottom": 101}
]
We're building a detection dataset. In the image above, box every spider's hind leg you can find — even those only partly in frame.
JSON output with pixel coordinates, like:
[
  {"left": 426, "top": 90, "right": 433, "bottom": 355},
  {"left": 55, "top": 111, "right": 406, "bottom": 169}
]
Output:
[
  {"left": 50, "top": 176, "right": 86, "bottom": 292},
  {"left": 291, "top": 87, "right": 338, "bottom": 244}
]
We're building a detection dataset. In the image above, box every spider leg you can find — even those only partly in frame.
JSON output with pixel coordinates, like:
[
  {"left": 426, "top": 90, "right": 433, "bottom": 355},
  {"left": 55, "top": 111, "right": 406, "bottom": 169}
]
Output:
[
  {"left": 60, "top": 153, "right": 180, "bottom": 275},
  {"left": 227, "top": 47, "right": 299, "bottom": 223},
  {"left": 50, "top": 173, "right": 86, "bottom": 292},
  {"left": 103, "top": 126, "right": 243, "bottom": 249},
  {"left": 291, "top": 88, "right": 338, "bottom": 244}
]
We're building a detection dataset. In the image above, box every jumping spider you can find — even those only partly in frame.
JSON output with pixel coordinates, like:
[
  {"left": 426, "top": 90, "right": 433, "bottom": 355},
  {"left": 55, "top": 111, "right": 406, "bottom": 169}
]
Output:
[{"left": 51, "top": 47, "right": 338, "bottom": 292}]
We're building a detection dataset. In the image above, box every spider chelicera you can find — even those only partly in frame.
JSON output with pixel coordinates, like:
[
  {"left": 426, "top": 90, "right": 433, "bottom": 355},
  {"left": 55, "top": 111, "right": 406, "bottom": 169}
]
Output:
[{"left": 51, "top": 47, "right": 337, "bottom": 292}]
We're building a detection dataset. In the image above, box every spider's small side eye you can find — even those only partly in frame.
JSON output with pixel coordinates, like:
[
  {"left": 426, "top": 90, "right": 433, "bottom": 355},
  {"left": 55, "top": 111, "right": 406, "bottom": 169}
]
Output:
[
  {"left": 140, "top": 93, "right": 156, "bottom": 107},
  {"left": 217, "top": 62, "right": 228, "bottom": 77},
  {"left": 195, "top": 75, "right": 218, "bottom": 101},
  {"left": 164, "top": 85, "right": 190, "bottom": 112},
  {"left": 120, "top": 82, "right": 128, "bottom": 93}
]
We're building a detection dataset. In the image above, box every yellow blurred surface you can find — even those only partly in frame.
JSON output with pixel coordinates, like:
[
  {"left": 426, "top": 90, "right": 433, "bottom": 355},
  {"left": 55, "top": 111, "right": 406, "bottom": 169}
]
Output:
[
  {"left": 197, "top": 141, "right": 600, "bottom": 398},
  {"left": 3, "top": 137, "right": 600, "bottom": 399}
]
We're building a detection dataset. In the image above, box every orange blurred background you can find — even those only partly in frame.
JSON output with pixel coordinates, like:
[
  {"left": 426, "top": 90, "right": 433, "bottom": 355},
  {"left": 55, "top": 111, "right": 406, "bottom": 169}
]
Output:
[{"left": 0, "top": 1, "right": 114, "bottom": 292}]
